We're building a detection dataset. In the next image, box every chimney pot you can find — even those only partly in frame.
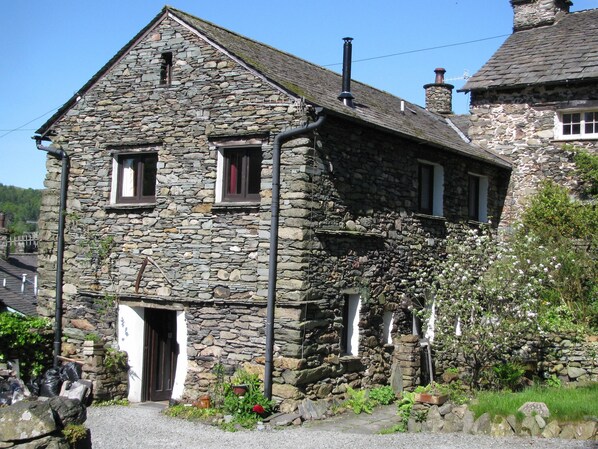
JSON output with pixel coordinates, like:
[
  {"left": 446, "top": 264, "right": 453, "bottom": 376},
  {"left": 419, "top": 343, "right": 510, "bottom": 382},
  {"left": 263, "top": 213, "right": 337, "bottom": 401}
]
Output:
[{"left": 434, "top": 68, "right": 446, "bottom": 84}]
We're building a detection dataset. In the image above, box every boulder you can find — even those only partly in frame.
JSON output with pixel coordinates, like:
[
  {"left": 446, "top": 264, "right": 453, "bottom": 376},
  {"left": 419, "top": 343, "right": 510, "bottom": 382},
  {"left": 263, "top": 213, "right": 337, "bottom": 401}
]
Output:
[
  {"left": 541, "top": 420, "right": 562, "bottom": 439},
  {"left": 472, "top": 412, "right": 491, "bottom": 435},
  {"left": 518, "top": 401, "right": 550, "bottom": 418},
  {"left": 0, "top": 401, "right": 56, "bottom": 442},
  {"left": 422, "top": 405, "right": 444, "bottom": 432},
  {"left": 491, "top": 416, "right": 515, "bottom": 437},
  {"left": 12, "top": 435, "right": 70, "bottom": 449},
  {"left": 521, "top": 415, "right": 541, "bottom": 437},
  {"left": 566, "top": 366, "right": 587, "bottom": 380},
  {"left": 48, "top": 397, "right": 87, "bottom": 426},
  {"left": 298, "top": 399, "right": 328, "bottom": 420}
]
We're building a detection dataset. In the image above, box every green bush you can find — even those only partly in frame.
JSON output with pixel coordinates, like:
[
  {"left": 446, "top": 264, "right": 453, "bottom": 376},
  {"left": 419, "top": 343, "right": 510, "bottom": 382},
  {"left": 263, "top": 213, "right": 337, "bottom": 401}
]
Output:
[
  {"left": 344, "top": 387, "right": 375, "bottom": 414},
  {"left": 0, "top": 312, "right": 52, "bottom": 380},
  {"left": 521, "top": 180, "right": 597, "bottom": 332},
  {"left": 369, "top": 385, "right": 396, "bottom": 406}
]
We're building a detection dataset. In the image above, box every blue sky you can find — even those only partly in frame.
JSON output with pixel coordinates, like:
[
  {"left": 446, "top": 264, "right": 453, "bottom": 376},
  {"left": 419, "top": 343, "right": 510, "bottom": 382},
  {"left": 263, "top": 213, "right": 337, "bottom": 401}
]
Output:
[{"left": 1, "top": 0, "right": 597, "bottom": 189}]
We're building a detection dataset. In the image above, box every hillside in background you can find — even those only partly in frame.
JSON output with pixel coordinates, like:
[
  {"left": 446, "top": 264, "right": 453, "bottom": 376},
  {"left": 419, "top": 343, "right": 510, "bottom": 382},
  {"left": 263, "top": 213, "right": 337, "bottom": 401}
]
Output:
[{"left": 0, "top": 183, "right": 42, "bottom": 234}]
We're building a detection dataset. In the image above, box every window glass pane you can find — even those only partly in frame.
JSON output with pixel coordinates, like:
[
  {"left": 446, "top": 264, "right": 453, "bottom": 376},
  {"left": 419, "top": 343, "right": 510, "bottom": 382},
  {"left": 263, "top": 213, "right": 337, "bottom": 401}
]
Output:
[
  {"left": 572, "top": 124, "right": 581, "bottom": 135},
  {"left": 469, "top": 176, "right": 480, "bottom": 220},
  {"left": 585, "top": 112, "right": 598, "bottom": 134},
  {"left": 227, "top": 151, "right": 243, "bottom": 195},
  {"left": 419, "top": 164, "right": 433, "bottom": 213},
  {"left": 142, "top": 155, "right": 157, "bottom": 197},
  {"left": 247, "top": 149, "right": 262, "bottom": 195},
  {"left": 121, "top": 158, "right": 137, "bottom": 197}
]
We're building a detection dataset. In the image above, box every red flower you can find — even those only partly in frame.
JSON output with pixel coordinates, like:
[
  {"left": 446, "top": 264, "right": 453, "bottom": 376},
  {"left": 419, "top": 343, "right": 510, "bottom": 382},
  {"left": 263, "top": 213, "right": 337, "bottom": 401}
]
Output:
[{"left": 252, "top": 404, "right": 265, "bottom": 414}]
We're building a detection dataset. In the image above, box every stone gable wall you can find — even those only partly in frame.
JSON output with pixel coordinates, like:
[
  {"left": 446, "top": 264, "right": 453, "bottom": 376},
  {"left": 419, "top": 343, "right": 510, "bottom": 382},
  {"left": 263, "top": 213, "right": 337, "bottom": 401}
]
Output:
[
  {"left": 469, "top": 83, "right": 598, "bottom": 227},
  {"left": 37, "top": 16, "right": 312, "bottom": 393}
]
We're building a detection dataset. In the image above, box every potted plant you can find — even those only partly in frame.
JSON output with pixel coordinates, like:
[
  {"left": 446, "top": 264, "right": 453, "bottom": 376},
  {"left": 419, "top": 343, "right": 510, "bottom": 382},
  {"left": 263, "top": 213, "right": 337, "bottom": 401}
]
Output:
[{"left": 413, "top": 382, "right": 449, "bottom": 405}]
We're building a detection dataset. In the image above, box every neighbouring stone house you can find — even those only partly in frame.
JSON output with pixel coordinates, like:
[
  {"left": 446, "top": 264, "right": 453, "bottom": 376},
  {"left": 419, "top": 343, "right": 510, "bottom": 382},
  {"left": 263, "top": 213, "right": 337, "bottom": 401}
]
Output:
[
  {"left": 461, "top": 0, "right": 598, "bottom": 227},
  {"left": 34, "top": 6, "right": 511, "bottom": 405}
]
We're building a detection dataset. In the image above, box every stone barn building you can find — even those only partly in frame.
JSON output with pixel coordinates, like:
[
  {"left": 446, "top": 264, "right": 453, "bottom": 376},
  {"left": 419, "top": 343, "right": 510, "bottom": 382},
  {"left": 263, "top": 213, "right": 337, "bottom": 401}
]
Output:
[
  {"left": 35, "top": 6, "right": 510, "bottom": 405},
  {"left": 462, "top": 0, "right": 598, "bottom": 226}
]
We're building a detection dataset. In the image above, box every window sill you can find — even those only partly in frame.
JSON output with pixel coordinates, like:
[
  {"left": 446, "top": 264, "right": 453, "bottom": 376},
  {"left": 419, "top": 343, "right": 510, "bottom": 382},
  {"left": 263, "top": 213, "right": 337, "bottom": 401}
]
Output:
[
  {"left": 414, "top": 213, "right": 446, "bottom": 221},
  {"left": 339, "top": 355, "right": 361, "bottom": 362},
  {"left": 553, "top": 136, "right": 598, "bottom": 142},
  {"left": 105, "top": 202, "right": 157, "bottom": 211},
  {"left": 212, "top": 202, "right": 261, "bottom": 211}
]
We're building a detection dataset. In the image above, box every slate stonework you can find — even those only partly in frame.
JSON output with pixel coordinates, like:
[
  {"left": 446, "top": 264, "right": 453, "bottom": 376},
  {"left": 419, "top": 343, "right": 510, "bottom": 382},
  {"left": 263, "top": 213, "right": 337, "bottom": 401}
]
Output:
[{"left": 468, "top": 82, "right": 598, "bottom": 228}]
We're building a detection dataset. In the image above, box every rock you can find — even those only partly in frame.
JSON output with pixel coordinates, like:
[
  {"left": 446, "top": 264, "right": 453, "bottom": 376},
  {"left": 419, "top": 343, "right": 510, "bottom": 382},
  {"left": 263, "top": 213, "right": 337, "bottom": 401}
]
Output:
[
  {"left": 541, "top": 420, "right": 562, "bottom": 439},
  {"left": 48, "top": 397, "right": 87, "bottom": 426},
  {"left": 408, "top": 418, "right": 422, "bottom": 433},
  {"left": 438, "top": 402, "right": 453, "bottom": 416},
  {"left": 389, "top": 361, "right": 403, "bottom": 395},
  {"left": 521, "top": 415, "right": 541, "bottom": 437},
  {"left": 298, "top": 399, "right": 328, "bottom": 420},
  {"left": 0, "top": 401, "right": 56, "bottom": 442},
  {"left": 567, "top": 366, "right": 587, "bottom": 380},
  {"left": 571, "top": 422, "right": 597, "bottom": 440},
  {"left": 506, "top": 414, "right": 521, "bottom": 434},
  {"left": 268, "top": 412, "right": 302, "bottom": 427},
  {"left": 518, "top": 401, "right": 550, "bottom": 418},
  {"left": 491, "top": 416, "right": 515, "bottom": 437},
  {"left": 60, "top": 380, "right": 92, "bottom": 402},
  {"left": 423, "top": 405, "right": 444, "bottom": 432},
  {"left": 534, "top": 414, "right": 546, "bottom": 429},
  {"left": 559, "top": 424, "right": 576, "bottom": 440},
  {"left": 442, "top": 411, "right": 464, "bottom": 433},
  {"left": 462, "top": 410, "right": 475, "bottom": 434},
  {"left": 14, "top": 435, "right": 70, "bottom": 448},
  {"left": 451, "top": 405, "right": 468, "bottom": 419},
  {"left": 472, "top": 412, "right": 491, "bottom": 435}
]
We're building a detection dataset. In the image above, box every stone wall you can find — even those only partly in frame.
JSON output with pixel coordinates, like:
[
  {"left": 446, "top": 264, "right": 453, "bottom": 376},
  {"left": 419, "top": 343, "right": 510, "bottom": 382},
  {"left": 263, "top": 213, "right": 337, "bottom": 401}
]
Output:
[{"left": 469, "top": 83, "right": 598, "bottom": 227}]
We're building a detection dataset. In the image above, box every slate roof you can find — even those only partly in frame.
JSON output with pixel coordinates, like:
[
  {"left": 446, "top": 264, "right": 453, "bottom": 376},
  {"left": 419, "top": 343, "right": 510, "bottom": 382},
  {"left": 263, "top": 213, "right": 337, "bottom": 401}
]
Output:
[
  {"left": 462, "top": 9, "right": 598, "bottom": 92},
  {"left": 0, "top": 255, "right": 38, "bottom": 316},
  {"left": 37, "top": 7, "right": 509, "bottom": 169}
]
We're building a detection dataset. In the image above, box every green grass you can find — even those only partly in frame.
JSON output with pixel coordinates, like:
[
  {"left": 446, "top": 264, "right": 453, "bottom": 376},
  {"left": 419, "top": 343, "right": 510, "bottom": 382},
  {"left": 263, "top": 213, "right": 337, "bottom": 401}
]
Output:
[{"left": 470, "top": 383, "right": 598, "bottom": 422}]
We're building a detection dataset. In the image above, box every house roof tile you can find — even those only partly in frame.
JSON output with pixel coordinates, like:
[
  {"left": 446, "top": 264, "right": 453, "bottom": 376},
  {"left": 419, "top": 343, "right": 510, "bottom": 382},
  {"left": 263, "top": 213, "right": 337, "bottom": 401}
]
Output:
[
  {"left": 0, "top": 256, "right": 38, "bottom": 316},
  {"left": 37, "top": 7, "right": 509, "bottom": 169},
  {"left": 462, "top": 9, "right": 598, "bottom": 92}
]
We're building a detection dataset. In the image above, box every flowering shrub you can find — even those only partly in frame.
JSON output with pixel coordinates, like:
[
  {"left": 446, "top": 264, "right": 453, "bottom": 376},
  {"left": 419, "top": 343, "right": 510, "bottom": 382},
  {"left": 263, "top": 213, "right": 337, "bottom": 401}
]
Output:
[{"left": 407, "top": 225, "right": 556, "bottom": 387}]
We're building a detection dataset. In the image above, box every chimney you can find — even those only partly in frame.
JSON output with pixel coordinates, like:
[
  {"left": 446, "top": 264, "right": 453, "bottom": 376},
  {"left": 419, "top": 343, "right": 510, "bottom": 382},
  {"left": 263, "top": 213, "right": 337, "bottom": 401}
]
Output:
[
  {"left": 511, "top": 0, "right": 571, "bottom": 32},
  {"left": 423, "top": 68, "right": 454, "bottom": 115},
  {"left": 338, "top": 37, "right": 355, "bottom": 108}
]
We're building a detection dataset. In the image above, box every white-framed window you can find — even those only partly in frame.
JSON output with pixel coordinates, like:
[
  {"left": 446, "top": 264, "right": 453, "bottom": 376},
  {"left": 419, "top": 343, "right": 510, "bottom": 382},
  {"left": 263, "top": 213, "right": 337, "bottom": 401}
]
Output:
[
  {"left": 468, "top": 173, "right": 489, "bottom": 222},
  {"left": 556, "top": 110, "right": 598, "bottom": 140},
  {"left": 110, "top": 151, "right": 158, "bottom": 204},
  {"left": 418, "top": 161, "right": 444, "bottom": 216},
  {"left": 341, "top": 294, "right": 361, "bottom": 356}
]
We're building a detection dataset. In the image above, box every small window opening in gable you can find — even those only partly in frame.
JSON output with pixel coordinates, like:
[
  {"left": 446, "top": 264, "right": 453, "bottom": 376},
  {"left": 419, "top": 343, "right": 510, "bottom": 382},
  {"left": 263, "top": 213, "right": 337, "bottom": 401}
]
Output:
[
  {"left": 341, "top": 294, "right": 361, "bottom": 356},
  {"left": 160, "top": 52, "right": 173, "bottom": 86},
  {"left": 382, "top": 311, "right": 393, "bottom": 345}
]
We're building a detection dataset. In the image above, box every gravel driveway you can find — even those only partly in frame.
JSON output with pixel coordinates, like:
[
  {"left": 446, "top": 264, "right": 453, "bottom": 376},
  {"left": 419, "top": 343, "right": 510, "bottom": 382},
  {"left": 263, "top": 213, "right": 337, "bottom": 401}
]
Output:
[{"left": 87, "top": 403, "right": 596, "bottom": 449}]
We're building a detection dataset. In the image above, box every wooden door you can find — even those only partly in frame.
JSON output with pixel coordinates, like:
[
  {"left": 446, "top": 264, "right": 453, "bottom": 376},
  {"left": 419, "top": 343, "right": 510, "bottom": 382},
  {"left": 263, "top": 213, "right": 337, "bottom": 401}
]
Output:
[{"left": 144, "top": 308, "right": 178, "bottom": 402}]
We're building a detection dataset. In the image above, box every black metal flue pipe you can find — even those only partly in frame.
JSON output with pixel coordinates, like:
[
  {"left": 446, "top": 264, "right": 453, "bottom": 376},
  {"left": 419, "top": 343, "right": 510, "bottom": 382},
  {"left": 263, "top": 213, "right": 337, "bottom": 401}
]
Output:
[{"left": 338, "top": 37, "right": 355, "bottom": 107}]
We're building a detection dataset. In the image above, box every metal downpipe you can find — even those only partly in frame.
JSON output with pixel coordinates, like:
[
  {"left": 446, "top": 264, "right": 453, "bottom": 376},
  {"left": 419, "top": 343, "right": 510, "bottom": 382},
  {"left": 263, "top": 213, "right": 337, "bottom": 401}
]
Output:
[
  {"left": 264, "top": 110, "right": 326, "bottom": 400},
  {"left": 36, "top": 138, "right": 69, "bottom": 369}
]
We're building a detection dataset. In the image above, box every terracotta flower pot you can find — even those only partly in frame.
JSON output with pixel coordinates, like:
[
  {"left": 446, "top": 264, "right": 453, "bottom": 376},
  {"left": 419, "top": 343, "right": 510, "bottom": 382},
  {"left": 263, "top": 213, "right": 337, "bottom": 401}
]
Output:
[
  {"left": 414, "top": 392, "right": 449, "bottom": 405},
  {"left": 232, "top": 384, "right": 248, "bottom": 396}
]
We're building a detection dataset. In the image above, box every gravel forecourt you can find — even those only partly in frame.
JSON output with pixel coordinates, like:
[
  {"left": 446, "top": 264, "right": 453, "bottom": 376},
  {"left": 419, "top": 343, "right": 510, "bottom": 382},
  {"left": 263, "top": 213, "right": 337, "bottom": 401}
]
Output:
[{"left": 87, "top": 404, "right": 596, "bottom": 449}]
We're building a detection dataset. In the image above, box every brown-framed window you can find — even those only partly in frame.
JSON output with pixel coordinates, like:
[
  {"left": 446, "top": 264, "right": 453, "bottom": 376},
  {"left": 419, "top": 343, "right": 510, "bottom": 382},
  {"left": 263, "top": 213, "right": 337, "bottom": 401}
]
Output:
[
  {"left": 418, "top": 163, "right": 434, "bottom": 215},
  {"left": 468, "top": 175, "right": 480, "bottom": 220},
  {"left": 160, "top": 52, "right": 173, "bottom": 86},
  {"left": 222, "top": 147, "right": 261, "bottom": 202},
  {"left": 116, "top": 153, "right": 158, "bottom": 203}
]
